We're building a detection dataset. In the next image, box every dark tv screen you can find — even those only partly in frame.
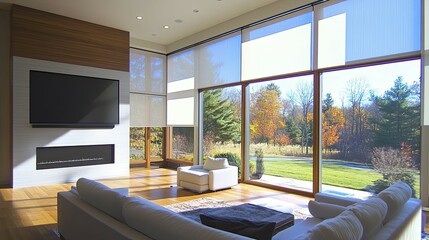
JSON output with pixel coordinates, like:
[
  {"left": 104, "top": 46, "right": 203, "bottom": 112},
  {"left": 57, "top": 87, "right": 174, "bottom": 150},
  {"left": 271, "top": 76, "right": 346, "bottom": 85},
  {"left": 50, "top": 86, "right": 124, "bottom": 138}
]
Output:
[{"left": 30, "top": 70, "right": 119, "bottom": 127}]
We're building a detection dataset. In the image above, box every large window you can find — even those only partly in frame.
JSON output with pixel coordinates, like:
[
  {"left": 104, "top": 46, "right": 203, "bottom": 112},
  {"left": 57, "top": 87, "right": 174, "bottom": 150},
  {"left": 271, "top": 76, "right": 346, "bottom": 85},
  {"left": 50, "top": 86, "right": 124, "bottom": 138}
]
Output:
[
  {"left": 130, "top": 48, "right": 167, "bottom": 166},
  {"left": 247, "top": 76, "right": 314, "bottom": 192},
  {"left": 321, "top": 60, "right": 421, "bottom": 197},
  {"left": 165, "top": 0, "right": 422, "bottom": 197},
  {"left": 202, "top": 86, "right": 242, "bottom": 178}
]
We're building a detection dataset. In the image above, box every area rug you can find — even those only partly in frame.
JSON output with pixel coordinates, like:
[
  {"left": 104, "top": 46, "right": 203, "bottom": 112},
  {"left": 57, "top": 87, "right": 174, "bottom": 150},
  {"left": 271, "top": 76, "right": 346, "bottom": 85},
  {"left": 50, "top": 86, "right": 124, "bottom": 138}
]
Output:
[{"left": 165, "top": 197, "right": 310, "bottom": 223}]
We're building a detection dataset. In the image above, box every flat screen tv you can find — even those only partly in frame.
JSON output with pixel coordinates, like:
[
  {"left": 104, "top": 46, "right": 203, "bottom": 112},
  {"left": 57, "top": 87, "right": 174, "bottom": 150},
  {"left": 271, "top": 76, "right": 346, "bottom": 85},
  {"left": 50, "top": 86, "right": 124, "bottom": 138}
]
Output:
[{"left": 30, "top": 70, "right": 120, "bottom": 128}]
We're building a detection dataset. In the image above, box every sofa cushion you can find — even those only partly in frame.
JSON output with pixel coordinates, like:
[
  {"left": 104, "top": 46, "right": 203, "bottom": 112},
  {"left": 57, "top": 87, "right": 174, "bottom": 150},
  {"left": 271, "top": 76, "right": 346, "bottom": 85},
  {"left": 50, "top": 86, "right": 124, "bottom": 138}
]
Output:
[
  {"left": 308, "top": 200, "right": 346, "bottom": 219},
  {"left": 377, "top": 181, "right": 412, "bottom": 223},
  {"left": 347, "top": 197, "right": 387, "bottom": 239},
  {"left": 122, "top": 197, "right": 247, "bottom": 240},
  {"left": 180, "top": 168, "right": 209, "bottom": 185},
  {"left": 200, "top": 214, "right": 275, "bottom": 240},
  {"left": 299, "top": 210, "right": 363, "bottom": 240},
  {"left": 203, "top": 157, "right": 229, "bottom": 170},
  {"left": 76, "top": 178, "right": 127, "bottom": 223}
]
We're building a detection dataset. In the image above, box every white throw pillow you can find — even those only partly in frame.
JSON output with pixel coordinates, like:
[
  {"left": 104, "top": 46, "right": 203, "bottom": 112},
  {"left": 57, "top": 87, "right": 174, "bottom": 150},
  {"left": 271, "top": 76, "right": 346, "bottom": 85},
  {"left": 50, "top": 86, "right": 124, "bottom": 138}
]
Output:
[
  {"left": 347, "top": 197, "right": 387, "bottom": 239},
  {"left": 203, "top": 157, "right": 229, "bottom": 170},
  {"left": 305, "top": 210, "right": 363, "bottom": 240},
  {"left": 377, "top": 181, "right": 412, "bottom": 223},
  {"left": 308, "top": 200, "right": 347, "bottom": 219}
]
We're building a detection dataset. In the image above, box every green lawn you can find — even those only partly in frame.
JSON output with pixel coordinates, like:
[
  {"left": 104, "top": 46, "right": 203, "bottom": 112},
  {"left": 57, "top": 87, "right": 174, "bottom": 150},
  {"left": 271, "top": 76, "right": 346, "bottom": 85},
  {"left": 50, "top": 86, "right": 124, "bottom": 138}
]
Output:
[{"left": 260, "top": 160, "right": 420, "bottom": 196}]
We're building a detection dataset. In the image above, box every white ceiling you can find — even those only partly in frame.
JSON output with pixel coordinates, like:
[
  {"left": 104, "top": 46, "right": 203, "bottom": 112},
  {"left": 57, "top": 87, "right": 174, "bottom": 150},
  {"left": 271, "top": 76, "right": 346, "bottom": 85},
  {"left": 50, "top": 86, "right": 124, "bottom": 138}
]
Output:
[{"left": 0, "top": 0, "right": 277, "bottom": 45}]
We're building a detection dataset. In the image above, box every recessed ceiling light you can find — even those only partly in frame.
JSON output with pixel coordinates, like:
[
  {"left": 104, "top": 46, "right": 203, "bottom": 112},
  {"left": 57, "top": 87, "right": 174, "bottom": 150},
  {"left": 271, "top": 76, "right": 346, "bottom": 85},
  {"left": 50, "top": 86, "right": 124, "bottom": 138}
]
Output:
[
  {"left": 175, "top": 19, "right": 183, "bottom": 23},
  {"left": 193, "top": 9, "right": 199, "bottom": 13},
  {"left": 136, "top": 16, "right": 143, "bottom": 20},
  {"left": 163, "top": 25, "right": 170, "bottom": 29}
]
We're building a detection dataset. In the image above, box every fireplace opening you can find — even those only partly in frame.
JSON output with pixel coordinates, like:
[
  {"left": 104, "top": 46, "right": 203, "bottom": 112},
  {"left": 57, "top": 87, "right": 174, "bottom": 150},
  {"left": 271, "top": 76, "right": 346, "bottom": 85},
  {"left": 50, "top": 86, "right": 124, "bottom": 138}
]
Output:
[{"left": 36, "top": 144, "right": 114, "bottom": 170}]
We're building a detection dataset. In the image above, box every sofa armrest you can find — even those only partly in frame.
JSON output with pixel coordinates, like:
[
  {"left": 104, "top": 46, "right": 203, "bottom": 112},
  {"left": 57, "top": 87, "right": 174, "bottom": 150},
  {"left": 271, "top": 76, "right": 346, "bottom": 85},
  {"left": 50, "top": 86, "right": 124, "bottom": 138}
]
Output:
[
  {"left": 208, "top": 166, "right": 238, "bottom": 191},
  {"left": 315, "top": 192, "right": 364, "bottom": 207}
]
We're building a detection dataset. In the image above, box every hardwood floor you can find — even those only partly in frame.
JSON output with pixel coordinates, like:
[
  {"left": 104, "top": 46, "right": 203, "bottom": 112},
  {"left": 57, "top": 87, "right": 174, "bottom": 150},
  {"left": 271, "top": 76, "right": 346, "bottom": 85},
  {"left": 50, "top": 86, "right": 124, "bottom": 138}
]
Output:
[
  {"left": 1, "top": 167, "right": 428, "bottom": 239},
  {"left": 0, "top": 167, "right": 312, "bottom": 240}
]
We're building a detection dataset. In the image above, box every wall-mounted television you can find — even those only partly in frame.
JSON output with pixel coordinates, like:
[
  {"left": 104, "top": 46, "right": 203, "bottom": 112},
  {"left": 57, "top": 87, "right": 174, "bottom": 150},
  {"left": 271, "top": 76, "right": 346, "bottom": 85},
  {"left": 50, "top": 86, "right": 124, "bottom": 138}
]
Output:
[{"left": 30, "top": 70, "right": 120, "bottom": 128}]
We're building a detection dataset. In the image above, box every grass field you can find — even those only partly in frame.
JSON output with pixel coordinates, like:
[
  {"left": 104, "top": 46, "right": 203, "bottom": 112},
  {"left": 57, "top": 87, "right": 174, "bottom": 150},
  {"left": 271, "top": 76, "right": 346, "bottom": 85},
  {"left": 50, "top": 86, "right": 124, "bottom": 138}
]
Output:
[
  {"left": 260, "top": 160, "right": 420, "bottom": 196},
  {"left": 208, "top": 143, "right": 421, "bottom": 196}
]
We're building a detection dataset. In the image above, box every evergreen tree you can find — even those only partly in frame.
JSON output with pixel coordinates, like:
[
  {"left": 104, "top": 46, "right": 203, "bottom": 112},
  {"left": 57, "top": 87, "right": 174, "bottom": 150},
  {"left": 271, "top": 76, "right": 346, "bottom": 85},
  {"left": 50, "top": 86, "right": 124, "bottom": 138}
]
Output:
[
  {"left": 372, "top": 77, "right": 420, "bottom": 149},
  {"left": 203, "top": 89, "right": 240, "bottom": 144},
  {"left": 266, "top": 83, "right": 281, "bottom": 97},
  {"left": 322, "top": 93, "right": 334, "bottom": 112}
]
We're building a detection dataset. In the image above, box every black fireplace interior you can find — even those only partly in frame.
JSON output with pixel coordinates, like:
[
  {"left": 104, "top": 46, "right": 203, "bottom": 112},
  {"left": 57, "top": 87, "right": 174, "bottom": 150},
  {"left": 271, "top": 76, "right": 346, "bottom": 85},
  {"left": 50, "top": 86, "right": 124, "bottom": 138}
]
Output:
[{"left": 36, "top": 144, "right": 114, "bottom": 170}]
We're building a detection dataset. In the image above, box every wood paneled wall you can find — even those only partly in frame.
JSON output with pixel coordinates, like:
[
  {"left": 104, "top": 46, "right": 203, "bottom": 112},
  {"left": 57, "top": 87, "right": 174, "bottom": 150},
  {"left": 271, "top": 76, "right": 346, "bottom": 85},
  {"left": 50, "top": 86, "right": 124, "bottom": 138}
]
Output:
[{"left": 11, "top": 5, "right": 129, "bottom": 72}]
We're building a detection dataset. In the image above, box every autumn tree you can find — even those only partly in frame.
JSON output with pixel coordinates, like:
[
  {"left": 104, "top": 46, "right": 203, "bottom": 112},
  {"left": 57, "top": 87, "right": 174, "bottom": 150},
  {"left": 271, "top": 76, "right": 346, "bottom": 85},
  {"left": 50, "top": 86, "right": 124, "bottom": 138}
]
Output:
[
  {"left": 322, "top": 107, "right": 345, "bottom": 153},
  {"left": 251, "top": 85, "right": 284, "bottom": 144}
]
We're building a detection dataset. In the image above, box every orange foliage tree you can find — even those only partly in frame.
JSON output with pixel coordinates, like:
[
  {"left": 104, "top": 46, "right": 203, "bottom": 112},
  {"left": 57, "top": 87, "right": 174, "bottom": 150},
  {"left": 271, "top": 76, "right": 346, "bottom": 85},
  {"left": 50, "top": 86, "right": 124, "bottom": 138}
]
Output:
[
  {"left": 251, "top": 88, "right": 284, "bottom": 144},
  {"left": 322, "top": 107, "right": 345, "bottom": 153}
]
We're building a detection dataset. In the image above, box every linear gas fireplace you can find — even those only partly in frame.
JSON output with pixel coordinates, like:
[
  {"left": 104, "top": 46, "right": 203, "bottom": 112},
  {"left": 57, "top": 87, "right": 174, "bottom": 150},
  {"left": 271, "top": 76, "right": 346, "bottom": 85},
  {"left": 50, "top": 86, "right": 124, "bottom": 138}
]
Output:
[{"left": 36, "top": 144, "right": 114, "bottom": 170}]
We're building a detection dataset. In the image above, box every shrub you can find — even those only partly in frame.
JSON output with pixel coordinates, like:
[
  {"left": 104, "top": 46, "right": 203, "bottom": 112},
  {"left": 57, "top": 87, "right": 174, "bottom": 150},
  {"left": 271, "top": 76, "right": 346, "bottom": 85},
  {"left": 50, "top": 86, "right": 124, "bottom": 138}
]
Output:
[
  {"left": 249, "top": 161, "right": 256, "bottom": 175},
  {"left": 254, "top": 148, "right": 265, "bottom": 179},
  {"left": 367, "top": 146, "right": 417, "bottom": 197},
  {"left": 214, "top": 152, "right": 241, "bottom": 176}
]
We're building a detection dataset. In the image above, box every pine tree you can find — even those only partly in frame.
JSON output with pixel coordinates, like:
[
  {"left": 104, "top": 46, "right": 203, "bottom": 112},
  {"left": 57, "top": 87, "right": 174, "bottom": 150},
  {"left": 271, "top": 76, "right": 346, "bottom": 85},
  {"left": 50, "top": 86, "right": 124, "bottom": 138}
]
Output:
[
  {"left": 372, "top": 77, "right": 420, "bottom": 149},
  {"left": 203, "top": 89, "right": 240, "bottom": 144},
  {"left": 322, "top": 93, "right": 334, "bottom": 113}
]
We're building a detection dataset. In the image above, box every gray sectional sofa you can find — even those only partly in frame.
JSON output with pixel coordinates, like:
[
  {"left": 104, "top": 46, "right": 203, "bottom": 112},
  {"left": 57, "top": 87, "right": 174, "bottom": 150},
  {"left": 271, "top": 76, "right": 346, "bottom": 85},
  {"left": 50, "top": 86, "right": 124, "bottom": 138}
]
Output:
[
  {"left": 57, "top": 178, "right": 250, "bottom": 240},
  {"left": 57, "top": 178, "right": 421, "bottom": 240},
  {"left": 273, "top": 181, "right": 421, "bottom": 240}
]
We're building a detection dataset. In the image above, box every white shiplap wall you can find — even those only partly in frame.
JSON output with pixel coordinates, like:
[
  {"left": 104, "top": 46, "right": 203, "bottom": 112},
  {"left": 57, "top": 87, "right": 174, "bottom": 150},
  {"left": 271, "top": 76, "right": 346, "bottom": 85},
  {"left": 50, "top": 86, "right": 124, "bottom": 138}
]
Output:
[{"left": 12, "top": 57, "right": 130, "bottom": 187}]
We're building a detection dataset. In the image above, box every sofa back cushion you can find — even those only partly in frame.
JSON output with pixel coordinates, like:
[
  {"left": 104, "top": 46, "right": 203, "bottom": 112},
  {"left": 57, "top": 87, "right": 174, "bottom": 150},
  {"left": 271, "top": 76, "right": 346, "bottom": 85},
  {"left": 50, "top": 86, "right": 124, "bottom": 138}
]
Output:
[
  {"left": 299, "top": 210, "right": 363, "bottom": 240},
  {"left": 347, "top": 197, "right": 387, "bottom": 239},
  {"left": 203, "top": 157, "right": 229, "bottom": 170},
  {"left": 377, "top": 181, "right": 412, "bottom": 223},
  {"left": 122, "top": 197, "right": 247, "bottom": 240},
  {"left": 308, "top": 200, "right": 346, "bottom": 219},
  {"left": 76, "top": 178, "right": 127, "bottom": 223}
]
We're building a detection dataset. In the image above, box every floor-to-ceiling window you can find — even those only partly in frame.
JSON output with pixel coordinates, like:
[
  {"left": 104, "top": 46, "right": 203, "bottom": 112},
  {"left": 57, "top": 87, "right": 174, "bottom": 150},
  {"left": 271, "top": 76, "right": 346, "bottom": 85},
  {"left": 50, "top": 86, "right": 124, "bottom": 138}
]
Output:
[
  {"left": 165, "top": 0, "right": 421, "bottom": 197},
  {"left": 320, "top": 60, "right": 421, "bottom": 198},
  {"left": 130, "top": 48, "right": 167, "bottom": 167},
  {"left": 241, "top": 9, "right": 314, "bottom": 193},
  {"left": 316, "top": 0, "right": 421, "bottom": 197},
  {"left": 247, "top": 76, "right": 314, "bottom": 192},
  {"left": 202, "top": 86, "right": 242, "bottom": 178},
  {"left": 167, "top": 49, "right": 196, "bottom": 164}
]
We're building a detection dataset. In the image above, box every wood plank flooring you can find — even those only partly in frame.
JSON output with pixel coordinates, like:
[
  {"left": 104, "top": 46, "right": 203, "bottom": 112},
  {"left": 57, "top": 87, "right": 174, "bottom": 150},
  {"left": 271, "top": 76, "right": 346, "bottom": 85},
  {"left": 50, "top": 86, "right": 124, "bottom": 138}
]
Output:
[{"left": 0, "top": 167, "right": 427, "bottom": 239}]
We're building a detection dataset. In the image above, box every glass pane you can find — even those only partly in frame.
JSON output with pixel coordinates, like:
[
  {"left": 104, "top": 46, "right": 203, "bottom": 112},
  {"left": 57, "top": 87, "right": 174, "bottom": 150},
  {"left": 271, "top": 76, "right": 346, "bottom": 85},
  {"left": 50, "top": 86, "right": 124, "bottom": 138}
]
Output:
[
  {"left": 202, "top": 86, "right": 242, "bottom": 178},
  {"left": 197, "top": 33, "right": 241, "bottom": 88},
  {"left": 317, "top": 0, "right": 421, "bottom": 68},
  {"left": 150, "top": 127, "right": 164, "bottom": 158},
  {"left": 130, "top": 127, "right": 145, "bottom": 160},
  {"left": 321, "top": 60, "right": 421, "bottom": 198},
  {"left": 167, "top": 50, "right": 195, "bottom": 126},
  {"left": 247, "top": 75, "right": 313, "bottom": 192},
  {"left": 172, "top": 127, "right": 194, "bottom": 162},
  {"left": 150, "top": 56, "right": 165, "bottom": 94},
  {"left": 130, "top": 94, "right": 166, "bottom": 127},
  {"left": 130, "top": 50, "right": 145, "bottom": 92},
  {"left": 130, "top": 48, "right": 166, "bottom": 94},
  {"left": 242, "top": 11, "right": 312, "bottom": 81}
]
